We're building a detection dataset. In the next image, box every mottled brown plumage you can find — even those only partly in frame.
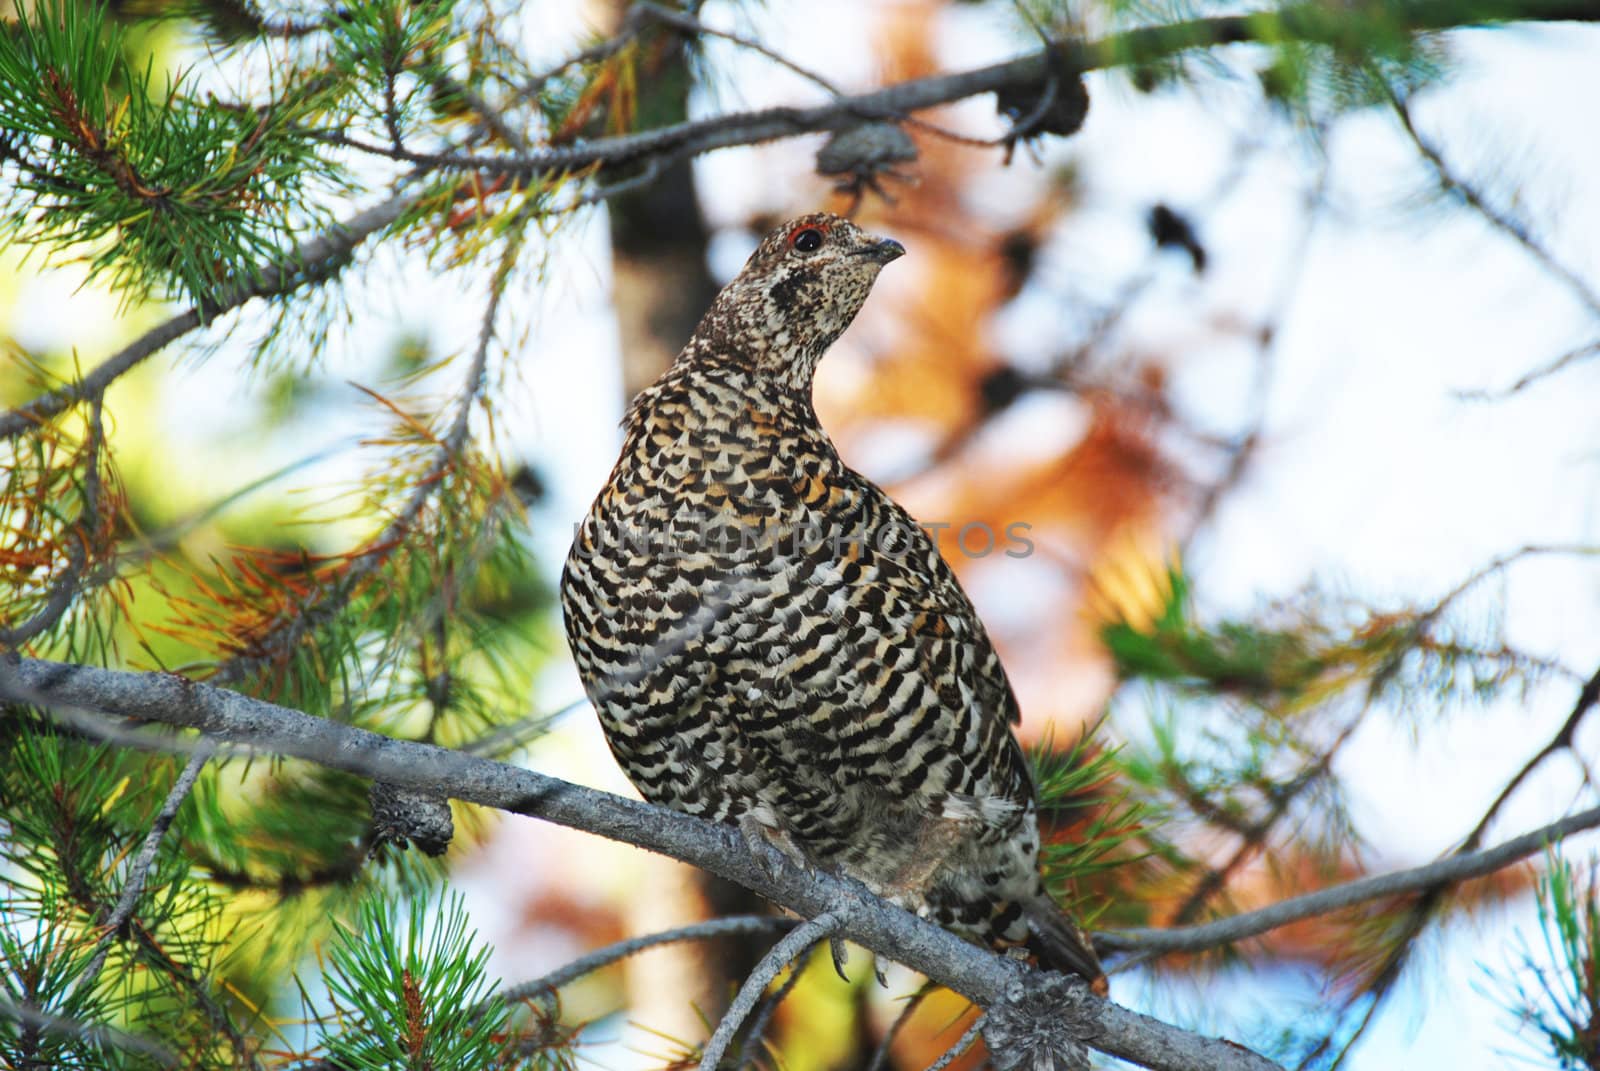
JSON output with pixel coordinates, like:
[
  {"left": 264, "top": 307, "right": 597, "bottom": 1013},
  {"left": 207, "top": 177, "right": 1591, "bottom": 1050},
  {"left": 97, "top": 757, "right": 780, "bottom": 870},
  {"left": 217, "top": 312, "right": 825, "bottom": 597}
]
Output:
[{"left": 560, "top": 213, "right": 1104, "bottom": 990}]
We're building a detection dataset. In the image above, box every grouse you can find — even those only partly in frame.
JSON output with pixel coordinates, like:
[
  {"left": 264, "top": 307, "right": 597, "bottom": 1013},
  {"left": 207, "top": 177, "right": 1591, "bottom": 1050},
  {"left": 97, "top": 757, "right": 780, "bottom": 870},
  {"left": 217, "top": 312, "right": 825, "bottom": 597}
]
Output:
[{"left": 560, "top": 212, "right": 1105, "bottom": 992}]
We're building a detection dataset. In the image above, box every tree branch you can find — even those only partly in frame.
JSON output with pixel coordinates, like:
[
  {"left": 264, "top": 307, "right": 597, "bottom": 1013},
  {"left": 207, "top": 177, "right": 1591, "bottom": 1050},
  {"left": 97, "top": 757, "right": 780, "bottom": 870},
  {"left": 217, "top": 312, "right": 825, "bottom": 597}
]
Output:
[
  {"left": 699, "top": 911, "right": 843, "bottom": 1071},
  {"left": 737, "top": 954, "right": 808, "bottom": 1068},
  {"left": 0, "top": 192, "right": 415, "bottom": 442},
  {"left": 1100, "top": 801, "right": 1600, "bottom": 955},
  {"left": 1455, "top": 337, "right": 1600, "bottom": 399},
  {"left": 498, "top": 915, "right": 796, "bottom": 1004},
  {"left": 0, "top": 656, "right": 1279, "bottom": 1071},
  {"left": 1383, "top": 81, "right": 1600, "bottom": 321},
  {"left": 926, "top": 1013, "right": 989, "bottom": 1071},
  {"left": 0, "top": 995, "right": 179, "bottom": 1068},
  {"left": 208, "top": 227, "right": 522, "bottom": 687},
  {"left": 1461, "top": 664, "right": 1600, "bottom": 850},
  {"left": 79, "top": 744, "right": 212, "bottom": 987},
  {"left": 308, "top": 0, "right": 1600, "bottom": 182}
]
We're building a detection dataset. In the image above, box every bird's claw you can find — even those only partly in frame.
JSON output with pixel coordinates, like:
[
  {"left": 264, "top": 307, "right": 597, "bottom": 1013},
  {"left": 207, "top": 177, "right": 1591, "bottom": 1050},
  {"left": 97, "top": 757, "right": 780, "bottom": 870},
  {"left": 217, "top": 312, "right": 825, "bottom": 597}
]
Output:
[
  {"left": 829, "top": 936, "right": 850, "bottom": 982},
  {"left": 739, "top": 813, "right": 803, "bottom": 882}
]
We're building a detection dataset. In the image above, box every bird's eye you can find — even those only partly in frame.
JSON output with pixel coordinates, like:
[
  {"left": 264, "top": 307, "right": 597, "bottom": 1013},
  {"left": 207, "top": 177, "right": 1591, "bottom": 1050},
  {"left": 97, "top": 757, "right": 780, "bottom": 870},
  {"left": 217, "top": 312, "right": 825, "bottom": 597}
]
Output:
[{"left": 790, "top": 227, "right": 824, "bottom": 253}]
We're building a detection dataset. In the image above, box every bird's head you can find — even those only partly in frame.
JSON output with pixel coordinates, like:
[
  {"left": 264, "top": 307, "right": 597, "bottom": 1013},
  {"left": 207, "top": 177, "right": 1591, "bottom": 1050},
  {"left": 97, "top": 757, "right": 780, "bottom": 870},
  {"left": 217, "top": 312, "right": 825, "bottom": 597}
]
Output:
[{"left": 685, "top": 212, "right": 905, "bottom": 389}]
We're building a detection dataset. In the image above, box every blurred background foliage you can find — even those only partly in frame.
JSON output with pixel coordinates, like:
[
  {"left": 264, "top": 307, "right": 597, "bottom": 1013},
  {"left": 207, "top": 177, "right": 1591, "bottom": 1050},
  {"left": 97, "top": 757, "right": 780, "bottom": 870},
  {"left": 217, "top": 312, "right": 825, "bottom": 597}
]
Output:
[{"left": 2, "top": 0, "right": 1598, "bottom": 1067}]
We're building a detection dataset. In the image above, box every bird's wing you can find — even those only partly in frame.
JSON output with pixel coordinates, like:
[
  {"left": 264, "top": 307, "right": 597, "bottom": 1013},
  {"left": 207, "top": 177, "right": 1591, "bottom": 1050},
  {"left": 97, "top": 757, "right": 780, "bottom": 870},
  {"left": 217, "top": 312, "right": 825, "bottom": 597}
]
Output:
[{"left": 782, "top": 467, "right": 1037, "bottom": 830}]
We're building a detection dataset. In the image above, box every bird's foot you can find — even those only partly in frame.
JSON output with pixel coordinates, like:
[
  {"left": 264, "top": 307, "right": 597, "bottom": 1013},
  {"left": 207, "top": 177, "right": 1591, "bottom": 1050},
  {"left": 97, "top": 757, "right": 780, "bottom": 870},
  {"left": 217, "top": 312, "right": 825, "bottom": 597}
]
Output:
[
  {"left": 739, "top": 812, "right": 806, "bottom": 882},
  {"left": 824, "top": 939, "right": 888, "bottom": 987}
]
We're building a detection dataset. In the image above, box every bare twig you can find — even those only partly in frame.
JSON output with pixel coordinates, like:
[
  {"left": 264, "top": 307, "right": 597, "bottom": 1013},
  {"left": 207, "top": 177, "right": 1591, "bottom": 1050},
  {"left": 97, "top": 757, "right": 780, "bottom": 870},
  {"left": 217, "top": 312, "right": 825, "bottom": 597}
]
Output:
[
  {"left": 736, "top": 956, "right": 807, "bottom": 1069},
  {"left": 1456, "top": 337, "right": 1600, "bottom": 399},
  {"left": 868, "top": 985, "right": 937, "bottom": 1071},
  {"left": 1386, "top": 79, "right": 1600, "bottom": 399},
  {"left": 521, "top": 15, "right": 640, "bottom": 92},
  {"left": 631, "top": 2, "right": 842, "bottom": 96},
  {"left": 1418, "top": 543, "right": 1600, "bottom": 627},
  {"left": 1462, "top": 664, "right": 1600, "bottom": 850},
  {"left": 79, "top": 745, "right": 213, "bottom": 987},
  {"left": 1100, "top": 801, "right": 1600, "bottom": 955},
  {"left": 457, "top": 84, "right": 529, "bottom": 153},
  {"left": 926, "top": 1012, "right": 987, "bottom": 1071},
  {"left": 699, "top": 911, "right": 845, "bottom": 1071},
  {"left": 498, "top": 915, "right": 796, "bottom": 1004},
  {"left": 1384, "top": 83, "right": 1600, "bottom": 321},
  {"left": 1183, "top": 156, "right": 1328, "bottom": 543}
]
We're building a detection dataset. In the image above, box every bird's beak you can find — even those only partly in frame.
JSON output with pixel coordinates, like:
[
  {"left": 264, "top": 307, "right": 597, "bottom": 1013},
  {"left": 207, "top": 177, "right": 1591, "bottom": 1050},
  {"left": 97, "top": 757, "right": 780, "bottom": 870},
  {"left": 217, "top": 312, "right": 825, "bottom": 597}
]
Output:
[{"left": 854, "top": 236, "right": 906, "bottom": 265}]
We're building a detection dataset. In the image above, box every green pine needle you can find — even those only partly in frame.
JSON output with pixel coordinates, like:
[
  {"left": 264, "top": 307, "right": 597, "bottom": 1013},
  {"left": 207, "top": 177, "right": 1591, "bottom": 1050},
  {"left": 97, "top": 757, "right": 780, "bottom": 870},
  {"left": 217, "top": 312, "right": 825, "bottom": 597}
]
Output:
[
  {"left": 320, "top": 891, "right": 509, "bottom": 1071},
  {"left": 1028, "top": 725, "right": 1149, "bottom": 910},
  {"left": 0, "top": 0, "right": 339, "bottom": 306},
  {"left": 1484, "top": 852, "right": 1600, "bottom": 1070}
]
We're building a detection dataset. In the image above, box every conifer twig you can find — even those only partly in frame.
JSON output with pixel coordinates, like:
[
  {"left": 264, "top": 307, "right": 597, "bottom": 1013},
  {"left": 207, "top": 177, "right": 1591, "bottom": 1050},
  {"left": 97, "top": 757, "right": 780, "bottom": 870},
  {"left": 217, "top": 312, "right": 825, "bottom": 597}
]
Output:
[
  {"left": 78, "top": 745, "right": 213, "bottom": 988},
  {"left": 925, "top": 1013, "right": 987, "bottom": 1071},
  {"left": 1169, "top": 712, "right": 1362, "bottom": 925},
  {"left": 211, "top": 227, "right": 523, "bottom": 685},
  {"left": 0, "top": 194, "right": 415, "bottom": 442},
  {"left": 1295, "top": 662, "right": 1600, "bottom": 1063},
  {"left": 192, "top": 830, "right": 375, "bottom": 895},
  {"left": 262, "top": 0, "right": 1600, "bottom": 187},
  {"left": 0, "top": 397, "right": 105, "bottom": 647},
  {"left": 1099, "top": 802, "right": 1600, "bottom": 955},
  {"left": 0, "top": 995, "right": 180, "bottom": 1067},
  {"left": 497, "top": 915, "right": 796, "bottom": 1004},
  {"left": 736, "top": 957, "right": 808, "bottom": 1068},
  {"left": 5, "top": 0, "right": 1596, "bottom": 451},
  {"left": 699, "top": 911, "right": 844, "bottom": 1071}
]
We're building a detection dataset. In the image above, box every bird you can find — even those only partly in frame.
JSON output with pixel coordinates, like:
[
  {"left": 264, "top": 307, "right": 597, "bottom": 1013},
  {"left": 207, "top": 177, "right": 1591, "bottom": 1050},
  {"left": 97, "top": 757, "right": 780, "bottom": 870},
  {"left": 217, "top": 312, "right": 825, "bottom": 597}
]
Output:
[{"left": 560, "top": 212, "right": 1106, "bottom": 993}]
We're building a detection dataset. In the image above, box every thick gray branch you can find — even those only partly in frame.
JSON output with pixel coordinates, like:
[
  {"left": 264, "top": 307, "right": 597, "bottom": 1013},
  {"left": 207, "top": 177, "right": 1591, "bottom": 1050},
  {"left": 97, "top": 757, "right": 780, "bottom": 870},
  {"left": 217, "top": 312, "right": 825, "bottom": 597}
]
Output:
[{"left": 0, "top": 657, "right": 1277, "bottom": 1071}]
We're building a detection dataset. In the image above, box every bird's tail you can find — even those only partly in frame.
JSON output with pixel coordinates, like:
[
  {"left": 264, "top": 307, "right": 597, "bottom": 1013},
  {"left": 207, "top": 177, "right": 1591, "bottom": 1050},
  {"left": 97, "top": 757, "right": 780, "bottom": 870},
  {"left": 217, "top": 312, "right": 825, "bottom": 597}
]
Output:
[{"left": 1023, "top": 898, "right": 1108, "bottom": 997}]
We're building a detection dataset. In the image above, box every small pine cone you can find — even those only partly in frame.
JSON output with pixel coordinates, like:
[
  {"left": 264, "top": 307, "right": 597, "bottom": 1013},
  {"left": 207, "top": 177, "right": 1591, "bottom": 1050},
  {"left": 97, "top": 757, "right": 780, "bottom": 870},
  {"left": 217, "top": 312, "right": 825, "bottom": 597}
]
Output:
[{"left": 369, "top": 781, "right": 454, "bottom": 857}]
